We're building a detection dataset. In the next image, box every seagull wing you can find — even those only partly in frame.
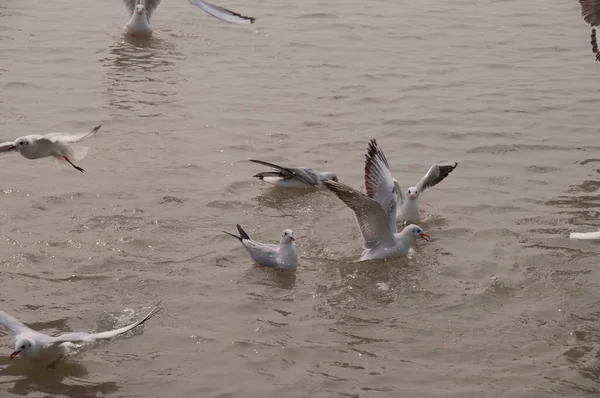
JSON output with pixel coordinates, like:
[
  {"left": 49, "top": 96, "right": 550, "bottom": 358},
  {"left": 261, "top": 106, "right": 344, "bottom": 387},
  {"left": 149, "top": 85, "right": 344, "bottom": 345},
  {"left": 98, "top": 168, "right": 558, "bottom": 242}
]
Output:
[
  {"left": 0, "top": 141, "right": 16, "bottom": 155},
  {"left": 415, "top": 161, "right": 458, "bottom": 194},
  {"left": 324, "top": 180, "right": 395, "bottom": 249},
  {"left": 250, "top": 159, "right": 318, "bottom": 186},
  {"left": 42, "top": 125, "right": 102, "bottom": 144},
  {"left": 0, "top": 311, "right": 35, "bottom": 336},
  {"left": 188, "top": 0, "right": 255, "bottom": 24},
  {"left": 580, "top": 0, "right": 600, "bottom": 26},
  {"left": 48, "top": 302, "right": 162, "bottom": 345},
  {"left": 364, "top": 139, "right": 401, "bottom": 230}
]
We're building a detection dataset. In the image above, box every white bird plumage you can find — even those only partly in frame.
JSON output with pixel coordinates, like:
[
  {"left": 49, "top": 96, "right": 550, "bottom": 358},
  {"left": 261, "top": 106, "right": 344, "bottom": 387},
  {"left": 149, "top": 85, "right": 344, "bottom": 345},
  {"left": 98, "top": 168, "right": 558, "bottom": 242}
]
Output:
[
  {"left": 123, "top": 0, "right": 255, "bottom": 36},
  {"left": 363, "top": 139, "right": 458, "bottom": 224},
  {"left": 324, "top": 179, "right": 430, "bottom": 262},
  {"left": 223, "top": 224, "right": 298, "bottom": 270},
  {"left": 0, "top": 302, "right": 162, "bottom": 364},
  {"left": 570, "top": 228, "right": 600, "bottom": 240},
  {"left": 0, "top": 124, "right": 101, "bottom": 172}
]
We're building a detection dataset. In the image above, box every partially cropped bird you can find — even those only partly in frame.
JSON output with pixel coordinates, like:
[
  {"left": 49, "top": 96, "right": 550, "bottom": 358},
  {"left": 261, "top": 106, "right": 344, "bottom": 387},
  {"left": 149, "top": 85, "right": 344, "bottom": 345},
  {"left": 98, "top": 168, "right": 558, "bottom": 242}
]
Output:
[{"left": 123, "top": 0, "right": 256, "bottom": 36}]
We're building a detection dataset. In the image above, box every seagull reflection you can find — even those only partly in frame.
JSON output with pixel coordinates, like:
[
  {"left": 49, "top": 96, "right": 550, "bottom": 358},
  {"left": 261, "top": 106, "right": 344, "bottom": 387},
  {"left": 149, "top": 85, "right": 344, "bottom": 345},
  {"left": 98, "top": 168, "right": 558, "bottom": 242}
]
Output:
[
  {"left": 101, "top": 38, "right": 184, "bottom": 114},
  {"left": 0, "top": 358, "right": 119, "bottom": 398}
]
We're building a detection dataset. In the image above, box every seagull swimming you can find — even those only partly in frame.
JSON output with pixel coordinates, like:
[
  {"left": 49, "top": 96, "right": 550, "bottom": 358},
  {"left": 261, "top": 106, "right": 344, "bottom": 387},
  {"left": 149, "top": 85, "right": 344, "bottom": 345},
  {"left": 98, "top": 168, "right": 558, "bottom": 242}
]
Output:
[
  {"left": 250, "top": 159, "right": 338, "bottom": 189},
  {"left": 0, "top": 124, "right": 101, "bottom": 173},
  {"left": 123, "top": 0, "right": 256, "bottom": 36},
  {"left": 570, "top": 228, "right": 600, "bottom": 240},
  {"left": 323, "top": 180, "right": 430, "bottom": 262},
  {"left": 0, "top": 302, "right": 161, "bottom": 366},
  {"left": 223, "top": 224, "right": 298, "bottom": 270},
  {"left": 579, "top": 0, "right": 600, "bottom": 61}
]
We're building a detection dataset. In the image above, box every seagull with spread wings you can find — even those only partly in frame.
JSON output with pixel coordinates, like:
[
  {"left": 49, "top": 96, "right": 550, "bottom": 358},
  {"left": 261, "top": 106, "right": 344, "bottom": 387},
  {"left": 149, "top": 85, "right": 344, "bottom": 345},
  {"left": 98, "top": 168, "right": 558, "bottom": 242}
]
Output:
[
  {"left": 0, "top": 124, "right": 101, "bottom": 173},
  {"left": 0, "top": 302, "right": 161, "bottom": 367},
  {"left": 123, "top": 0, "right": 256, "bottom": 36}
]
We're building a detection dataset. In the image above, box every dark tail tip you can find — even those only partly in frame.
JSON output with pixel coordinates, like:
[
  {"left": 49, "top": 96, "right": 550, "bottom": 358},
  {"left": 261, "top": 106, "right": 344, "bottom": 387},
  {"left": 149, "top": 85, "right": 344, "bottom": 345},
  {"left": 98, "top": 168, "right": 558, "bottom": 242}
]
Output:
[
  {"left": 223, "top": 230, "right": 242, "bottom": 241},
  {"left": 592, "top": 29, "right": 600, "bottom": 62},
  {"left": 236, "top": 224, "right": 251, "bottom": 240}
]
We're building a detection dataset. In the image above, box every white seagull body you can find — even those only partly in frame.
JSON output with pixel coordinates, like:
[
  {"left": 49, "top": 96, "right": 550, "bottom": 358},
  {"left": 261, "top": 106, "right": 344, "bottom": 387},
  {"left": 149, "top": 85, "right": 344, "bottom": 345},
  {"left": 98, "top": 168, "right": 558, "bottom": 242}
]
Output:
[
  {"left": 324, "top": 178, "right": 430, "bottom": 262},
  {"left": 123, "top": 0, "right": 256, "bottom": 36},
  {"left": 0, "top": 125, "right": 101, "bottom": 172},
  {"left": 223, "top": 224, "right": 298, "bottom": 270},
  {"left": 250, "top": 159, "right": 338, "bottom": 189},
  {"left": 0, "top": 303, "right": 161, "bottom": 364}
]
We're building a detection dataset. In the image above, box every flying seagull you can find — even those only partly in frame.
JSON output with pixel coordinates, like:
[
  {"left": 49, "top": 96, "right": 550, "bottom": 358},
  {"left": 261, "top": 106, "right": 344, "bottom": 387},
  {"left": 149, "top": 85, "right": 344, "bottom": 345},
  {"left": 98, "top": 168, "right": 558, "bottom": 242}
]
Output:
[
  {"left": 0, "top": 302, "right": 161, "bottom": 368},
  {"left": 0, "top": 124, "right": 101, "bottom": 173}
]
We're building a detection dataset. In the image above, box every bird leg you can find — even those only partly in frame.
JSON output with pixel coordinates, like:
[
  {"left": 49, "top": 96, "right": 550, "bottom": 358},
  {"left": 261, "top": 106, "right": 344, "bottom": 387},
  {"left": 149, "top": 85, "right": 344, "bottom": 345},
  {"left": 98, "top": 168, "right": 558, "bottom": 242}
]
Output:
[
  {"left": 47, "top": 355, "right": 64, "bottom": 370},
  {"left": 63, "top": 156, "right": 84, "bottom": 173}
]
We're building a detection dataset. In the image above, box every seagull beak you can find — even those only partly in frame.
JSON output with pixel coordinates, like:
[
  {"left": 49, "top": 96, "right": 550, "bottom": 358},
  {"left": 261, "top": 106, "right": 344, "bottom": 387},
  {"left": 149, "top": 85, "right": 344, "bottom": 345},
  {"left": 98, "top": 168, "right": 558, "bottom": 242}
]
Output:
[
  {"left": 409, "top": 194, "right": 416, "bottom": 199},
  {"left": 9, "top": 350, "right": 20, "bottom": 360},
  {"left": 289, "top": 236, "right": 295, "bottom": 242},
  {"left": 419, "top": 233, "right": 430, "bottom": 241},
  {"left": 7, "top": 146, "right": 16, "bottom": 151}
]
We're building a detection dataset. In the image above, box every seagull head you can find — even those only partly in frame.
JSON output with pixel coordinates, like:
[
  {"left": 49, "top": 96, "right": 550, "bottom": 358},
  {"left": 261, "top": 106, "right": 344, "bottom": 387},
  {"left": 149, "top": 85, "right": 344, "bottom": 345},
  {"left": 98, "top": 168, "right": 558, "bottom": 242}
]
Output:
[
  {"left": 9, "top": 137, "right": 31, "bottom": 151},
  {"left": 407, "top": 186, "right": 418, "bottom": 200},
  {"left": 281, "top": 229, "right": 295, "bottom": 244},
  {"left": 407, "top": 224, "right": 430, "bottom": 241},
  {"left": 10, "top": 338, "right": 32, "bottom": 360},
  {"left": 135, "top": 0, "right": 146, "bottom": 15}
]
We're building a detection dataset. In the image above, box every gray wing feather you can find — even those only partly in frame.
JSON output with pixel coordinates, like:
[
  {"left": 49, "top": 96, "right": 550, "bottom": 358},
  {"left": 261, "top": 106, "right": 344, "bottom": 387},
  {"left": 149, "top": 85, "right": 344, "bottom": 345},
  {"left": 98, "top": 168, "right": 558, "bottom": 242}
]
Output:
[
  {"left": 144, "top": 0, "right": 161, "bottom": 21},
  {"left": 250, "top": 159, "right": 319, "bottom": 186},
  {"left": 49, "top": 302, "right": 162, "bottom": 344},
  {"left": 364, "top": 139, "right": 399, "bottom": 232},
  {"left": 123, "top": 0, "right": 161, "bottom": 20},
  {"left": 242, "top": 239, "right": 280, "bottom": 263},
  {"left": 123, "top": 0, "right": 137, "bottom": 18},
  {"left": 42, "top": 125, "right": 101, "bottom": 144},
  {"left": 188, "top": 0, "right": 255, "bottom": 24},
  {"left": 324, "top": 181, "right": 395, "bottom": 249},
  {"left": 580, "top": 0, "right": 600, "bottom": 26},
  {"left": 0, "top": 311, "right": 33, "bottom": 336},
  {"left": 0, "top": 141, "right": 15, "bottom": 154},
  {"left": 415, "top": 162, "right": 458, "bottom": 193}
]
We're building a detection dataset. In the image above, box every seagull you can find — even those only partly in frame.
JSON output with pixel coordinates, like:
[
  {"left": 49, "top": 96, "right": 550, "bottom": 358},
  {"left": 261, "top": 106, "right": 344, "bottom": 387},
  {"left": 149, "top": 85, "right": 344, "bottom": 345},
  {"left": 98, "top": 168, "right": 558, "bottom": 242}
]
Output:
[
  {"left": 570, "top": 228, "right": 600, "bottom": 240},
  {"left": 579, "top": 0, "right": 600, "bottom": 61},
  {"left": 396, "top": 159, "right": 457, "bottom": 224},
  {"left": 249, "top": 159, "right": 338, "bottom": 189},
  {"left": 223, "top": 224, "right": 298, "bottom": 270},
  {"left": 0, "top": 125, "right": 101, "bottom": 173},
  {"left": 0, "top": 302, "right": 161, "bottom": 367},
  {"left": 123, "top": 0, "right": 256, "bottom": 36},
  {"left": 363, "top": 139, "right": 457, "bottom": 224},
  {"left": 323, "top": 180, "right": 430, "bottom": 262}
]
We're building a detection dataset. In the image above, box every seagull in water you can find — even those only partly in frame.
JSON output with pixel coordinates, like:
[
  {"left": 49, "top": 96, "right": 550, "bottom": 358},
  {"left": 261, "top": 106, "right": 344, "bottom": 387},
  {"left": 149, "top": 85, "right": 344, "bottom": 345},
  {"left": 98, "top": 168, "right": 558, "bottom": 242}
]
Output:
[
  {"left": 363, "top": 140, "right": 457, "bottom": 224},
  {"left": 123, "top": 0, "right": 256, "bottom": 36},
  {"left": 0, "top": 125, "right": 101, "bottom": 173},
  {"left": 324, "top": 179, "right": 430, "bottom": 262},
  {"left": 0, "top": 302, "right": 161, "bottom": 368},
  {"left": 223, "top": 224, "right": 298, "bottom": 270},
  {"left": 579, "top": 0, "right": 600, "bottom": 61},
  {"left": 250, "top": 159, "right": 338, "bottom": 189}
]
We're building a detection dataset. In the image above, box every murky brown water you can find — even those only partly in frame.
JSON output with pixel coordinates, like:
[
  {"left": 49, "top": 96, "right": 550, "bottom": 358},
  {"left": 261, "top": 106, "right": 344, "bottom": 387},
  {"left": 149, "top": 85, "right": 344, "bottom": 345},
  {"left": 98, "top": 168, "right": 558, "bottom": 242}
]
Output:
[{"left": 1, "top": 0, "right": 600, "bottom": 396}]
